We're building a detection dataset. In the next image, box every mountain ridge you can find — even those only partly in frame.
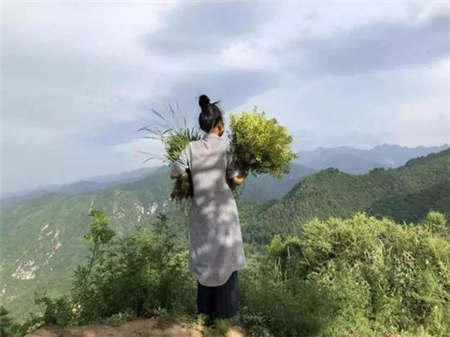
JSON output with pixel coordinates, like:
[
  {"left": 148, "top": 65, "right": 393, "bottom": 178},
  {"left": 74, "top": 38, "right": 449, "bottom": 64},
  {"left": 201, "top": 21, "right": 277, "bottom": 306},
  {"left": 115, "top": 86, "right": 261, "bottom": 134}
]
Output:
[{"left": 241, "top": 148, "right": 450, "bottom": 243}]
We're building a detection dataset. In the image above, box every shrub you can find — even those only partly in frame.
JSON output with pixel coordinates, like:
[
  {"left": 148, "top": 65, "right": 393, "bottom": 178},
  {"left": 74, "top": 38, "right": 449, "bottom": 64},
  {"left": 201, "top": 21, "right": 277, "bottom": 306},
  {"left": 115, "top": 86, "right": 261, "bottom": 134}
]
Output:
[
  {"left": 26, "top": 210, "right": 196, "bottom": 328},
  {"left": 240, "top": 250, "right": 338, "bottom": 337},
  {"left": 241, "top": 211, "right": 450, "bottom": 337},
  {"left": 69, "top": 211, "right": 196, "bottom": 323},
  {"left": 0, "top": 306, "right": 23, "bottom": 337}
]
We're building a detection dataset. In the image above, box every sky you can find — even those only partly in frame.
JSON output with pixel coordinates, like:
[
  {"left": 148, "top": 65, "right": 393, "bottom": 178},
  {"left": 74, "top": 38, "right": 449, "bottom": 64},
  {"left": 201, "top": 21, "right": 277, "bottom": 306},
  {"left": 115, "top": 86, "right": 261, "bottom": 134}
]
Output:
[{"left": 1, "top": 0, "right": 450, "bottom": 194}]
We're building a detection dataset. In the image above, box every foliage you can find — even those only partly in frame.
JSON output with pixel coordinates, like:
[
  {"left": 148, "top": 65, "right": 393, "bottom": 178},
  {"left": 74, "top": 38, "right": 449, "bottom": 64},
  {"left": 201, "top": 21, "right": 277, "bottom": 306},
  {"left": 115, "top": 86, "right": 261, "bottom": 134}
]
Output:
[
  {"left": 137, "top": 104, "right": 202, "bottom": 202},
  {"left": 241, "top": 212, "right": 450, "bottom": 337},
  {"left": 83, "top": 209, "right": 116, "bottom": 244},
  {"left": 228, "top": 107, "right": 298, "bottom": 178},
  {"left": 2, "top": 149, "right": 449, "bottom": 325},
  {"left": 69, "top": 210, "right": 196, "bottom": 323},
  {"left": 38, "top": 295, "right": 73, "bottom": 325},
  {"left": 240, "top": 248, "right": 338, "bottom": 337},
  {"left": 11, "top": 209, "right": 196, "bottom": 334},
  {"left": 7, "top": 209, "right": 450, "bottom": 337},
  {"left": 138, "top": 105, "right": 297, "bottom": 201},
  {"left": 101, "top": 310, "right": 137, "bottom": 326},
  {"left": 420, "top": 211, "right": 448, "bottom": 237},
  {"left": 0, "top": 305, "right": 23, "bottom": 337}
]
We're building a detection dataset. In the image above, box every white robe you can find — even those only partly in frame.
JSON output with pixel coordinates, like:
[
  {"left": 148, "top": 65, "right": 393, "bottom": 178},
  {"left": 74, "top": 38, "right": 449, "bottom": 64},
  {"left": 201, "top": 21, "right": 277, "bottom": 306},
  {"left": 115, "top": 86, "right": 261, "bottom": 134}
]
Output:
[{"left": 171, "top": 132, "right": 247, "bottom": 286}]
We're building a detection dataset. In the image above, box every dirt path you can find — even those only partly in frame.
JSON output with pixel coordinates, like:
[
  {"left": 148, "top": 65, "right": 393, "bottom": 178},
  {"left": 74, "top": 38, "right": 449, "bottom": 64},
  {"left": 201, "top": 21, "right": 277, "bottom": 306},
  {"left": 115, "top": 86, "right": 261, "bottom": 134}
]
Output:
[{"left": 24, "top": 316, "right": 247, "bottom": 337}]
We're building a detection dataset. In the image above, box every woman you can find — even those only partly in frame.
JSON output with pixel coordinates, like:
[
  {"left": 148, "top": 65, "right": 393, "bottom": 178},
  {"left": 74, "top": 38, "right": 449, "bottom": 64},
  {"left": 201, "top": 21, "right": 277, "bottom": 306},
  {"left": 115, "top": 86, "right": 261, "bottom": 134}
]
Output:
[{"left": 169, "top": 94, "right": 247, "bottom": 327}]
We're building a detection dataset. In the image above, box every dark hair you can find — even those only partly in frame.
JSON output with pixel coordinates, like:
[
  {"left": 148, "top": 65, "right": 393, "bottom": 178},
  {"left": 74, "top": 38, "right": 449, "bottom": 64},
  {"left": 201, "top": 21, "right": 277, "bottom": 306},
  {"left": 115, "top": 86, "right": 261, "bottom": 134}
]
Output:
[{"left": 198, "top": 94, "right": 223, "bottom": 132}]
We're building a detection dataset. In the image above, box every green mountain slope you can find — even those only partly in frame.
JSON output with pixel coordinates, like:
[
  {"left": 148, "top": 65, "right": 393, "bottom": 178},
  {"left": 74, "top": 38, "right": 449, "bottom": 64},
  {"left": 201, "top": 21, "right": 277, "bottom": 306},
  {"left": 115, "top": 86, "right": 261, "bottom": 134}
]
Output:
[
  {"left": 239, "top": 163, "right": 317, "bottom": 203},
  {"left": 0, "top": 170, "right": 187, "bottom": 321},
  {"left": 1, "top": 149, "right": 448, "bottom": 321},
  {"left": 244, "top": 149, "right": 450, "bottom": 243},
  {"left": 0, "top": 163, "right": 311, "bottom": 321}
]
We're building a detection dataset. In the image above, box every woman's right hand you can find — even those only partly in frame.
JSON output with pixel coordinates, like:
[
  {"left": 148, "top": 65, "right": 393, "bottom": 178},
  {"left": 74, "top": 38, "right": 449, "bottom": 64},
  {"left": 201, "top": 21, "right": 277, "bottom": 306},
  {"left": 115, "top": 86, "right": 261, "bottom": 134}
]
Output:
[{"left": 232, "top": 171, "right": 248, "bottom": 185}]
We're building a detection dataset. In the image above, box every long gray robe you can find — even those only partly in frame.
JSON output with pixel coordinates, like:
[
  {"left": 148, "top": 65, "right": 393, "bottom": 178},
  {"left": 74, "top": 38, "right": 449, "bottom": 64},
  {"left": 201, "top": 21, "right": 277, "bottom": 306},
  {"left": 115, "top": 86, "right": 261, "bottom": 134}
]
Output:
[{"left": 171, "top": 132, "right": 247, "bottom": 286}]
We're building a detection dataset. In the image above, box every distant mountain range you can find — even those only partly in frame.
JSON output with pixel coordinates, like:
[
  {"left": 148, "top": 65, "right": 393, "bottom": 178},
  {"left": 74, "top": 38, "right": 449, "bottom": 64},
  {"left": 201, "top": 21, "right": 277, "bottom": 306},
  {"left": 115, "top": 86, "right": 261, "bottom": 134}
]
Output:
[
  {"left": 1, "top": 145, "right": 449, "bottom": 321},
  {"left": 0, "top": 167, "right": 161, "bottom": 211},
  {"left": 295, "top": 143, "right": 449, "bottom": 174},
  {"left": 2, "top": 144, "right": 448, "bottom": 210}
]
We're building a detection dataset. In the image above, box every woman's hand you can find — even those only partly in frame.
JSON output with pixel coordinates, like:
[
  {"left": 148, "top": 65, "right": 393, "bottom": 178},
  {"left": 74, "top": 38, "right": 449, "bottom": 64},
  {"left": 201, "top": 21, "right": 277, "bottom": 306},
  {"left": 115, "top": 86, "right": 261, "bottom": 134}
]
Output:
[
  {"left": 232, "top": 171, "right": 248, "bottom": 185},
  {"left": 170, "top": 171, "right": 183, "bottom": 179}
]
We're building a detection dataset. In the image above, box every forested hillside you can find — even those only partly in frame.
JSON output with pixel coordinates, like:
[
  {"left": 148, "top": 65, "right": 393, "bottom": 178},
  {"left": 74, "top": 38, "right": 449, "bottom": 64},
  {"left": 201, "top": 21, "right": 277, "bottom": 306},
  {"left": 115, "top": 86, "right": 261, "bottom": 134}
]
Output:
[
  {"left": 243, "top": 148, "right": 450, "bottom": 243},
  {"left": 0, "top": 162, "right": 312, "bottom": 320},
  {"left": 1, "top": 149, "right": 449, "bottom": 323}
]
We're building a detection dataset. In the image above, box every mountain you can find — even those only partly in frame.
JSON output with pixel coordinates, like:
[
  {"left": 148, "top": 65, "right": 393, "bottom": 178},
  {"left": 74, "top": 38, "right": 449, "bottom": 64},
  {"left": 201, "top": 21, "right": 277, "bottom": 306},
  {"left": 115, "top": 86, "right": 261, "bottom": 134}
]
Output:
[
  {"left": 1, "top": 148, "right": 449, "bottom": 321},
  {"left": 0, "top": 163, "right": 313, "bottom": 321},
  {"left": 244, "top": 148, "right": 450, "bottom": 243},
  {"left": 4, "top": 143, "right": 445, "bottom": 211},
  {"left": 239, "top": 163, "right": 317, "bottom": 203},
  {"left": 0, "top": 168, "right": 184, "bottom": 321},
  {"left": 0, "top": 167, "right": 160, "bottom": 211},
  {"left": 0, "top": 163, "right": 313, "bottom": 211},
  {"left": 296, "top": 143, "right": 449, "bottom": 174}
]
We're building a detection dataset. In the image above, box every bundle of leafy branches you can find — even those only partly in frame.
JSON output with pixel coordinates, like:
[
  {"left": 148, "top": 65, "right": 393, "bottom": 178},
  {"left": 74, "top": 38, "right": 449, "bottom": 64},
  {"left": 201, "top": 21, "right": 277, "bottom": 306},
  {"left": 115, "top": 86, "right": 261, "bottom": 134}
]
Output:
[
  {"left": 228, "top": 107, "right": 298, "bottom": 178},
  {"left": 139, "top": 105, "right": 297, "bottom": 202}
]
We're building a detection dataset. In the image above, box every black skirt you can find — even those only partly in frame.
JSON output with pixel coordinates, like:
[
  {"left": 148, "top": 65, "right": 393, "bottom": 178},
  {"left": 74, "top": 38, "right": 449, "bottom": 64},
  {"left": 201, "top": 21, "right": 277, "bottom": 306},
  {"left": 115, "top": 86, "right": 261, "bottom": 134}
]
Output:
[{"left": 196, "top": 270, "right": 239, "bottom": 320}]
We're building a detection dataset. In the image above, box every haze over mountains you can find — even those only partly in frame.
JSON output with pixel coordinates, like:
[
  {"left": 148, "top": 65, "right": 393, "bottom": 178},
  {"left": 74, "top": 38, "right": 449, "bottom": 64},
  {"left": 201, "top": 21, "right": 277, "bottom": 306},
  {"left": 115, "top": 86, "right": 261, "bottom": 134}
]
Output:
[
  {"left": 295, "top": 143, "right": 449, "bottom": 174},
  {"left": 2, "top": 144, "right": 448, "bottom": 210},
  {"left": 1, "top": 144, "right": 449, "bottom": 321}
]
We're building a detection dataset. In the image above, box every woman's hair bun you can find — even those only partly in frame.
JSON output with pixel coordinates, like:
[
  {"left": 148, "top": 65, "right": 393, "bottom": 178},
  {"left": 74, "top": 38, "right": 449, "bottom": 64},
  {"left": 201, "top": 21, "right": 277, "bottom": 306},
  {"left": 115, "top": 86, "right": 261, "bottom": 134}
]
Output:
[
  {"left": 197, "top": 94, "right": 223, "bottom": 132},
  {"left": 199, "top": 94, "right": 210, "bottom": 109}
]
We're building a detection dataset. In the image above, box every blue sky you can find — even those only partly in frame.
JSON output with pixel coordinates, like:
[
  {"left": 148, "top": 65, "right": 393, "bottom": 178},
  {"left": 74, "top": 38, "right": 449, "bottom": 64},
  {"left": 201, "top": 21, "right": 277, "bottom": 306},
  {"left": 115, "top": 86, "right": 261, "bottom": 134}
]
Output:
[{"left": 2, "top": 1, "right": 449, "bottom": 194}]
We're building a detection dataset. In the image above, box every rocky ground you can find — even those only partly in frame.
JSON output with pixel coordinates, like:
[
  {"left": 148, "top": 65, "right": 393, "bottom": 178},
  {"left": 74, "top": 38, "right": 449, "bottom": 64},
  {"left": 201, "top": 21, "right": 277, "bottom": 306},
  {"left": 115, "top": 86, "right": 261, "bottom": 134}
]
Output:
[{"left": 24, "top": 316, "right": 247, "bottom": 337}]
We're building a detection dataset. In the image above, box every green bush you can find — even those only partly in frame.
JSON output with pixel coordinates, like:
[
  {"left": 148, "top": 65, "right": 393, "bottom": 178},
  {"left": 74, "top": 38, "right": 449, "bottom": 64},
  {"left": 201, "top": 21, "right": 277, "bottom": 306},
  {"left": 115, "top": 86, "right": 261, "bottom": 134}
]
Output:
[
  {"left": 68, "top": 211, "right": 196, "bottom": 323},
  {"left": 1, "top": 306, "right": 23, "bottom": 337},
  {"left": 241, "top": 211, "right": 450, "bottom": 337},
  {"left": 16, "top": 209, "right": 449, "bottom": 337},
  {"left": 19, "top": 209, "right": 196, "bottom": 330}
]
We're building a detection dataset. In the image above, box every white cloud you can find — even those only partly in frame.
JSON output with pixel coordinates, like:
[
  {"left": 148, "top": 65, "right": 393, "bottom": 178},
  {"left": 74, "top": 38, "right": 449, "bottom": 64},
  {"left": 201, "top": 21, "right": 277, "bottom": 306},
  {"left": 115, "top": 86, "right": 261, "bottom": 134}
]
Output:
[
  {"left": 1, "top": 1, "right": 449, "bottom": 193},
  {"left": 219, "top": 41, "right": 279, "bottom": 71},
  {"left": 229, "top": 56, "right": 450, "bottom": 150},
  {"left": 108, "top": 137, "right": 166, "bottom": 168}
]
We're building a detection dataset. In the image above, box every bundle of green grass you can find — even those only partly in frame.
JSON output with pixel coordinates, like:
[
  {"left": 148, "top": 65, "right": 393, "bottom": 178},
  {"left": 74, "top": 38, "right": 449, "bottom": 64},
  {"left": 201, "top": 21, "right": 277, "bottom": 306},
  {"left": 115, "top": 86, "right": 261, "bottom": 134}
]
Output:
[
  {"left": 165, "top": 127, "right": 202, "bottom": 201},
  {"left": 141, "top": 105, "right": 297, "bottom": 202}
]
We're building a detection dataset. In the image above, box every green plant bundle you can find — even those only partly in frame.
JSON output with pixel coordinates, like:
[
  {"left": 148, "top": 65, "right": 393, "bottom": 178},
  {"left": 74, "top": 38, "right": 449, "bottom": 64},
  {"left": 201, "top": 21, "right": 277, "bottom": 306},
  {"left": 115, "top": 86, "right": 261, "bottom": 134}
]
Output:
[
  {"left": 138, "top": 105, "right": 201, "bottom": 202},
  {"left": 229, "top": 107, "right": 298, "bottom": 178},
  {"left": 164, "top": 127, "right": 201, "bottom": 165},
  {"left": 164, "top": 128, "right": 200, "bottom": 201}
]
